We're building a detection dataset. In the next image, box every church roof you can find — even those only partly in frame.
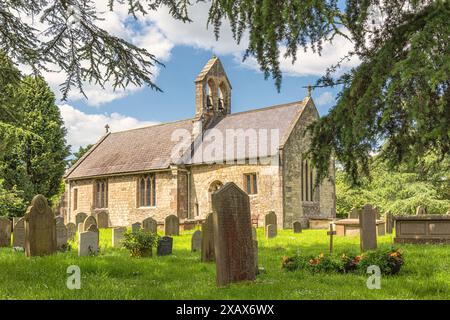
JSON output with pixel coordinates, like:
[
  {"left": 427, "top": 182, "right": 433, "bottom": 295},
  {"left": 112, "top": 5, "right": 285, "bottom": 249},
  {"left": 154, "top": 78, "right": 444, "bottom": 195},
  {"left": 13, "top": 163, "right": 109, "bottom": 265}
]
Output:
[{"left": 65, "top": 98, "right": 309, "bottom": 180}]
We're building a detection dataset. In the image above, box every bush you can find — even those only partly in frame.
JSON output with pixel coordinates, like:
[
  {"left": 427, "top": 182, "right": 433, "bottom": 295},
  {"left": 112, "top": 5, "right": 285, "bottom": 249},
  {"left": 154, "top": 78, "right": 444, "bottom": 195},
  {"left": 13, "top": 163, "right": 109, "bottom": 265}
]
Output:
[
  {"left": 282, "top": 247, "right": 404, "bottom": 275},
  {"left": 122, "top": 230, "right": 159, "bottom": 258}
]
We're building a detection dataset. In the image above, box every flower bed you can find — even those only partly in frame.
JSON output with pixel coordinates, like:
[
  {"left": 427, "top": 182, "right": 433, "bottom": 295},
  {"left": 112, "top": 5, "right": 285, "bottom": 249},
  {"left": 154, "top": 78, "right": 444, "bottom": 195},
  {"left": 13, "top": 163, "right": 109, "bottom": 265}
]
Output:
[{"left": 282, "top": 247, "right": 404, "bottom": 275}]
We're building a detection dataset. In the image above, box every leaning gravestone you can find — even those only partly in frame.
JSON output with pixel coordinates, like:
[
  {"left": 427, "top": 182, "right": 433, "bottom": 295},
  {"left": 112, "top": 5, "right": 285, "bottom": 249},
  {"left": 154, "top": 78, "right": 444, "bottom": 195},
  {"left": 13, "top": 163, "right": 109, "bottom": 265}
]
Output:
[
  {"left": 265, "top": 224, "right": 277, "bottom": 239},
  {"left": 293, "top": 221, "right": 302, "bottom": 233},
  {"left": 212, "top": 182, "right": 256, "bottom": 286},
  {"left": 83, "top": 215, "right": 97, "bottom": 232},
  {"left": 96, "top": 211, "right": 109, "bottom": 228},
  {"left": 55, "top": 218, "right": 68, "bottom": 249},
  {"left": 24, "top": 195, "right": 57, "bottom": 257},
  {"left": 416, "top": 205, "right": 426, "bottom": 215},
  {"left": 78, "top": 230, "right": 99, "bottom": 256},
  {"left": 12, "top": 218, "right": 25, "bottom": 248},
  {"left": 75, "top": 212, "right": 88, "bottom": 226},
  {"left": 165, "top": 215, "right": 179, "bottom": 236},
  {"left": 360, "top": 204, "right": 377, "bottom": 252},
  {"left": 201, "top": 212, "right": 215, "bottom": 262},
  {"left": 0, "top": 217, "right": 11, "bottom": 247},
  {"left": 264, "top": 211, "right": 277, "bottom": 229},
  {"left": 191, "top": 230, "right": 202, "bottom": 252},
  {"left": 142, "top": 217, "right": 157, "bottom": 234},
  {"left": 385, "top": 211, "right": 394, "bottom": 234},
  {"left": 66, "top": 222, "right": 77, "bottom": 241},
  {"left": 131, "top": 222, "right": 142, "bottom": 233},
  {"left": 157, "top": 236, "right": 173, "bottom": 256},
  {"left": 112, "top": 227, "right": 127, "bottom": 247}
]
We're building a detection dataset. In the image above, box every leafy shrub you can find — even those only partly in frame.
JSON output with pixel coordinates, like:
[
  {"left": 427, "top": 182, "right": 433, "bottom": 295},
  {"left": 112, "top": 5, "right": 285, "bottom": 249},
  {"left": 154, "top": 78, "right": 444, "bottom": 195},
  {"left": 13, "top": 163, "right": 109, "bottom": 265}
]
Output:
[
  {"left": 122, "top": 230, "right": 159, "bottom": 258},
  {"left": 282, "top": 247, "right": 404, "bottom": 275}
]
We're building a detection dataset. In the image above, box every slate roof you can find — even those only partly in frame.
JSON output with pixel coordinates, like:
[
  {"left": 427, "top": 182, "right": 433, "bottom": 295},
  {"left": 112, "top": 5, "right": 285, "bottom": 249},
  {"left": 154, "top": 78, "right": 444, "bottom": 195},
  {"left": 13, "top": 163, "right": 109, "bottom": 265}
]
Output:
[{"left": 65, "top": 98, "right": 309, "bottom": 180}]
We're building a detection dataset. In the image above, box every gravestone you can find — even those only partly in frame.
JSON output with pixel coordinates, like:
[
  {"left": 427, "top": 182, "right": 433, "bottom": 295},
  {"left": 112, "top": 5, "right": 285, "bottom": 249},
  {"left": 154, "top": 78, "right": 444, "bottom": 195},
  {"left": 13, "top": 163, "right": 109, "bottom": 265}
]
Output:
[
  {"left": 12, "top": 217, "right": 20, "bottom": 231},
  {"left": 131, "top": 222, "right": 142, "bottom": 233},
  {"left": 83, "top": 215, "right": 97, "bottom": 232},
  {"left": 96, "top": 211, "right": 109, "bottom": 228},
  {"left": 252, "top": 227, "right": 257, "bottom": 240},
  {"left": 164, "top": 215, "right": 179, "bottom": 236},
  {"left": 77, "top": 222, "right": 84, "bottom": 234},
  {"left": 55, "top": 218, "right": 68, "bottom": 249},
  {"left": 142, "top": 217, "right": 157, "bottom": 234},
  {"left": 66, "top": 222, "right": 77, "bottom": 241},
  {"left": 385, "top": 211, "right": 394, "bottom": 234},
  {"left": 373, "top": 206, "right": 381, "bottom": 220},
  {"left": 191, "top": 230, "right": 202, "bottom": 252},
  {"left": 12, "top": 218, "right": 25, "bottom": 248},
  {"left": 0, "top": 217, "right": 11, "bottom": 247},
  {"left": 112, "top": 227, "right": 127, "bottom": 247},
  {"left": 265, "top": 224, "right": 277, "bottom": 239},
  {"left": 348, "top": 208, "right": 360, "bottom": 219},
  {"left": 157, "top": 236, "right": 173, "bottom": 256},
  {"left": 201, "top": 212, "right": 215, "bottom": 262},
  {"left": 24, "top": 195, "right": 57, "bottom": 257},
  {"left": 75, "top": 212, "right": 88, "bottom": 226},
  {"left": 416, "top": 205, "right": 426, "bottom": 215},
  {"left": 78, "top": 230, "right": 99, "bottom": 256},
  {"left": 293, "top": 221, "right": 302, "bottom": 233},
  {"left": 212, "top": 182, "right": 256, "bottom": 286},
  {"left": 264, "top": 211, "right": 277, "bottom": 229},
  {"left": 359, "top": 204, "right": 377, "bottom": 252}
]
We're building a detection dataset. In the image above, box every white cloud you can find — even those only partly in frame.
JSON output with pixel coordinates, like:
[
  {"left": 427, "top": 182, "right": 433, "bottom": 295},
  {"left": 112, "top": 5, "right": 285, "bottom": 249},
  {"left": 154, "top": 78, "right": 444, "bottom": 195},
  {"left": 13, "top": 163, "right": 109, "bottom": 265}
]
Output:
[
  {"left": 314, "top": 91, "right": 334, "bottom": 106},
  {"left": 59, "top": 104, "right": 159, "bottom": 151}
]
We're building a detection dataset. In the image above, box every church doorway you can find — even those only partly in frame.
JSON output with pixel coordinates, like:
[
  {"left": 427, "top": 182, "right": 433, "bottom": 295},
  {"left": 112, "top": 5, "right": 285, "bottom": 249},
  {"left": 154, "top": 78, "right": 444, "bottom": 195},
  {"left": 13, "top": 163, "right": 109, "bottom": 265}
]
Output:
[{"left": 208, "top": 180, "right": 223, "bottom": 211}]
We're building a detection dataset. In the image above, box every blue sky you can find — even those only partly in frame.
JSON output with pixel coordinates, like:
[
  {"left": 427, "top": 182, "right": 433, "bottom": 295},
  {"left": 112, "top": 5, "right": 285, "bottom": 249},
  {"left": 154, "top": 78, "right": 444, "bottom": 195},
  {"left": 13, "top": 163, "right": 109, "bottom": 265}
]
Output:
[{"left": 40, "top": 1, "right": 358, "bottom": 152}]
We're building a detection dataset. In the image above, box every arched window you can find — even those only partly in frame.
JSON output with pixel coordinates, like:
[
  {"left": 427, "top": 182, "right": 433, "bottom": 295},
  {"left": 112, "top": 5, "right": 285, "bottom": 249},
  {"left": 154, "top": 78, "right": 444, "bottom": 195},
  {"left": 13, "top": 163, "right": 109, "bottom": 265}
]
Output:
[
  {"left": 94, "top": 179, "right": 108, "bottom": 209},
  {"left": 138, "top": 174, "right": 156, "bottom": 207}
]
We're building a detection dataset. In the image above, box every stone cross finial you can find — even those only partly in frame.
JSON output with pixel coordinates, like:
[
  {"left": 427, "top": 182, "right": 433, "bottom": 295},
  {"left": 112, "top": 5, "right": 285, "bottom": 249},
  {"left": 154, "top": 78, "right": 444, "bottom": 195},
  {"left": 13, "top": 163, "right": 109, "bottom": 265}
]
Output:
[
  {"left": 307, "top": 85, "right": 312, "bottom": 97},
  {"left": 105, "top": 124, "right": 110, "bottom": 133}
]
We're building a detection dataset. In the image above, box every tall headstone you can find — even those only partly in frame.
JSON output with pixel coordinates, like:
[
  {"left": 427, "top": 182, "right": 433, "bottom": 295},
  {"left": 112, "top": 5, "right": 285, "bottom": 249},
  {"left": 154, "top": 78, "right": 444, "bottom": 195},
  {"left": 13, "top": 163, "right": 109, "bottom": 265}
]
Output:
[
  {"left": 131, "top": 222, "right": 142, "bottom": 233},
  {"left": 78, "top": 230, "right": 99, "bottom": 256},
  {"left": 265, "top": 224, "right": 277, "bottom": 239},
  {"left": 264, "top": 211, "right": 277, "bottom": 229},
  {"left": 142, "top": 217, "right": 157, "bottom": 234},
  {"left": 96, "top": 211, "right": 109, "bottom": 228},
  {"left": 201, "top": 212, "right": 215, "bottom": 262},
  {"left": 0, "top": 217, "right": 11, "bottom": 247},
  {"left": 212, "top": 182, "right": 256, "bottom": 286},
  {"left": 12, "top": 217, "right": 25, "bottom": 248},
  {"left": 385, "top": 211, "right": 394, "bottom": 234},
  {"left": 360, "top": 204, "right": 377, "bottom": 252},
  {"left": 83, "top": 215, "right": 97, "bottom": 232},
  {"left": 112, "top": 227, "right": 127, "bottom": 247},
  {"left": 293, "top": 221, "right": 302, "bottom": 233},
  {"left": 75, "top": 212, "right": 88, "bottom": 226},
  {"left": 348, "top": 208, "right": 360, "bottom": 219},
  {"left": 24, "top": 195, "right": 57, "bottom": 257},
  {"left": 157, "top": 236, "right": 173, "bottom": 256},
  {"left": 55, "top": 217, "right": 68, "bottom": 249},
  {"left": 66, "top": 222, "right": 77, "bottom": 241},
  {"left": 164, "top": 215, "right": 179, "bottom": 236},
  {"left": 191, "top": 230, "right": 202, "bottom": 252},
  {"left": 416, "top": 205, "right": 426, "bottom": 215}
]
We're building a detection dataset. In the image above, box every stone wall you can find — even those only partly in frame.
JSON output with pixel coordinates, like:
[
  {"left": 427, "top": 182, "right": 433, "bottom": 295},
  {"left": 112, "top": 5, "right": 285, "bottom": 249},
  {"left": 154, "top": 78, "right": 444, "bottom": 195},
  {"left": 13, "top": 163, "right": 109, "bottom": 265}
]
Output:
[{"left": 281, "top": 99, "right": 336, "bottom": 228}]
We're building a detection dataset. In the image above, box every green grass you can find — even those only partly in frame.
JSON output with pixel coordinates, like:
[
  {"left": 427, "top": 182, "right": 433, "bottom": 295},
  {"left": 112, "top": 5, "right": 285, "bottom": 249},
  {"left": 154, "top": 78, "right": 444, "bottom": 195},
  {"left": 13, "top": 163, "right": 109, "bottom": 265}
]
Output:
[{"left": 1, "top": 228, "right": 450, "bottom": 299}]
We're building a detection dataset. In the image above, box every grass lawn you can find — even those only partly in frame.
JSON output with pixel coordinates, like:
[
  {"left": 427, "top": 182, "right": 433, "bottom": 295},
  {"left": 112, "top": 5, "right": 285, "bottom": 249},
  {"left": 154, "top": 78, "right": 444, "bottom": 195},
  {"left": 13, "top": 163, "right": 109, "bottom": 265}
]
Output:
[{"left": 0, "top": 228, "right": 449, "bottom": 299}]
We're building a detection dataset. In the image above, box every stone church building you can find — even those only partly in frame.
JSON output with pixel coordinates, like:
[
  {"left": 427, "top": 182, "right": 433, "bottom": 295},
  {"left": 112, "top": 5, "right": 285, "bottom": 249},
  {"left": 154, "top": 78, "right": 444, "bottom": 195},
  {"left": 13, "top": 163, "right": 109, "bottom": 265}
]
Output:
[{"left": 63, "top": 57, "right": 335, "bottom": 228}]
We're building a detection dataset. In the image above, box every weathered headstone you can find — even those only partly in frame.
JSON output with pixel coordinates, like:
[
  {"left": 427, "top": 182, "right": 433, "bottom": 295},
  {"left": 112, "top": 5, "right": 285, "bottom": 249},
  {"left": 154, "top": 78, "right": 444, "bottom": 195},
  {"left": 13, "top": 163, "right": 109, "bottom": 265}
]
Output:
[
  {"left": 12, "top": 218, "right": 25, "bottom": 248},
  {"left": 164, "top": 215, "right": 179, "bottom": 236},
  {"left": 191, "top": 230, "right": 202, "bottom": 252},
  {"left": 112, "top": 227, "right": 127, "bottom": 247},
  {"left": 385, "top": 211, "right": 394, "bottom": 234},
  {"left": 96, "top": 211, "right": 109, "bottom": 228},
  {"left": 55, "top": 218, "right": 68, "bottom": 249},
  {"left": 252, "top": 227, "right": 257, "bottom": 240},
  {"left": 78, "top": 230, "right": 99, "bottom": 256},
  {"left": 157, "top": 236, "right": 173, "bottom": 256},
  {"left": 75, "top": 212, "right": 88, "bottom": 226},
  {"left": 293, "top": 221, "right": 302, "bottom": 233},
  {"left": 131, "top": 222, "right": 142, "bottom": 233},
  {"left": 77, "top": 222, "right": 84, "bottom": 234},
  {"left": 66, "top": 222, "right": 77, "bottom": 241},
  {"left": 416, "top": 205, "right": 426, "bottom": 215},
  {"left": 359, "top": 204, "right": 377, "bottom": 252},
  {"left": 373, "top": 206, "right": 381, "bottom": 220},
  {"left": 142, "top": 217, "right": 157, "bottom": 234},
  {"left": 212, "top": 182, "right": 256, "bottom": 286},
  {"left": 83, "top": 215, "right": 97, "bottom": 232},
  {"left": 0, "top": 216, "right": 11, "bottom": 247},
  {"left": 201, "top": 212, "right": 215, "bottom": 262},
  {"left": 12, "top": 217, "right": 20, "bottom": 231},
  {"left": 264, "top": 211, "right": 277, "bottom": 229},
  {"left": 265, "top": 224, "right": 277, "bottom": 239},
  {"left": 348, "top": 208, "right": 360, "bottom": 219},
  {"left": 24, "top": 195, "right": 57, "bottom": 257}
]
